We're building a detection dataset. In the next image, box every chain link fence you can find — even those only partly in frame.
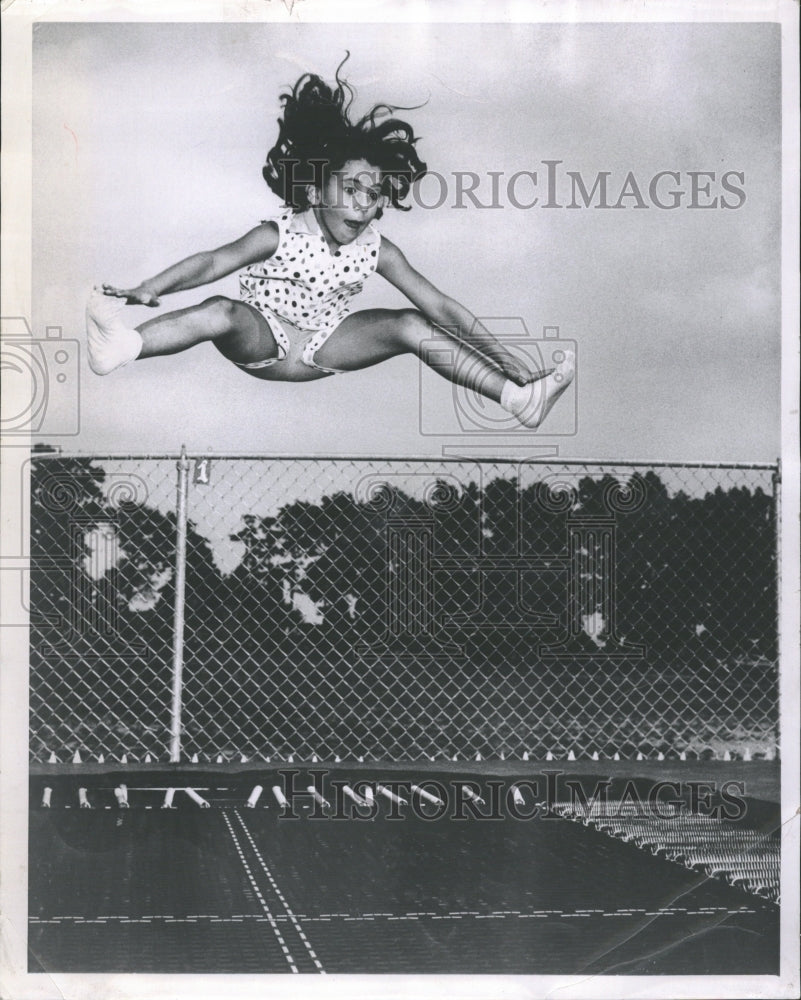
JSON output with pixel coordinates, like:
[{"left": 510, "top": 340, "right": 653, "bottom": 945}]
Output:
[{"left": 29, "top": 451, "right": 779, "bottom": 762}]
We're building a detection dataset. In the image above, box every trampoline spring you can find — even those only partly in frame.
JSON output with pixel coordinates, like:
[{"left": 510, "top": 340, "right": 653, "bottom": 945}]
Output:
[
  {"left": 246, "top": 785, "right": 264, "bottom": 808},
  {"left": 460, "top": 785, "right": 485, "bottom": 805},
  {"left": 731, "top": 875, "right": 775, "bottom": 889},
  {"left": 648, "top": 832, "right": 769, "bottom": 842},
  {"left": 185, "top": 788, "right": 211, "bottom": 808},
  {"left": 307, "top": 785, "right": 331, "bottom": 809},
  {"left": 342, "top": 784, "right": 370, "bottom": 808},
  {"left": 706, "top": 866, "right": 779, "bottom": 880},
  {"left": 693, "top": 853, "right": 779, "bottom": 866},
  {"left": 376, "top": 784, "right": 407, "bottom": 806},
  {"left": 510, "top": 785, "right": 526, "bottom": 808},
  {"left": 721, "top": 860, "right": 779, "bottom": 870},
  {"left": 411, "top": 784, "right": 444, "bottom": 806}
]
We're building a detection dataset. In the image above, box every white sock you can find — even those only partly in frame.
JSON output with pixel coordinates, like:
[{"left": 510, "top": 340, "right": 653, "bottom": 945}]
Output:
[
  {"left": 86, "top": 289, "right": 143, "bottom": 375},
  {"left": 500, "top": 379, "right": 543, "bottom": 418}
]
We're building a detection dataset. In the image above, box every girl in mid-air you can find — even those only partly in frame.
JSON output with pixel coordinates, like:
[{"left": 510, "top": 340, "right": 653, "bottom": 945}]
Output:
[{"left": 87, "top": 60, "right": 573, "bottom": 428}]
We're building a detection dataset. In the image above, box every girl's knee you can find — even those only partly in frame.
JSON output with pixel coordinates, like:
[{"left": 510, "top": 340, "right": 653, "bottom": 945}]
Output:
[
  {"left": 201, "top": 296, "right": 240, "bottom": 335},
  {"left": 396, "top": 309, "right": 431, "bottom": 351}
]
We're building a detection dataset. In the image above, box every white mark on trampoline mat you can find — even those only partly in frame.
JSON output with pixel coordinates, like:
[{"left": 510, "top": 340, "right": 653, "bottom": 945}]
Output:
[
  {"left": 233, "top": 809, "right": 325, "bottom": 972},
  {"left": 30, "top": 903, "right": 758, "bottom": 929},
  {"left": 221, "top": 811, "right": 299, "bottom": 974}
]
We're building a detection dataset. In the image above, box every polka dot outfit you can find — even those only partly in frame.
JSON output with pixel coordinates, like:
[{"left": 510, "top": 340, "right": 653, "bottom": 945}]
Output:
[{"left": 239, "top": 208, "right": 381, "bottom": 374}]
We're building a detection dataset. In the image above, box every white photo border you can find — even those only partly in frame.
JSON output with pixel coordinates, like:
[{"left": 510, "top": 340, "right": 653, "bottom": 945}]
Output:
[{"left": 1, "top": 2, "right": 798, "bottom": 998}]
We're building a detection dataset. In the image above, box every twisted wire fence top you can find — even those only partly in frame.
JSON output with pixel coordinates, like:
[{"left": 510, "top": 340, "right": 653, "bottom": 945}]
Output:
[{"left": 29, "top": 452, "right": 779, "bottom": 762}]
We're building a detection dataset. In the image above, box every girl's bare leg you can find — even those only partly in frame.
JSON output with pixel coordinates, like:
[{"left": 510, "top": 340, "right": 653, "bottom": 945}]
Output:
[
  {"left": 86, "top": 290, "right": 278, "bottom": 374},
  {"left": 314, "top": 308, "right": 574, "bottom": 428}
]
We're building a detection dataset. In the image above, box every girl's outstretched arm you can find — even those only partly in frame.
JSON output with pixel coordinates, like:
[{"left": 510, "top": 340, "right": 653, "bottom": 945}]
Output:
[
  {"left": 376, "top": 237, "right": 538, "bottom": 386},
  {"left": 102, "top": 223, "right": 280, "bottom": 306}
]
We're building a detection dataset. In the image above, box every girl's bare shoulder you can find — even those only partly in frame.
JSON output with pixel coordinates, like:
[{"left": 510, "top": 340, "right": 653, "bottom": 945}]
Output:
[
  {"left": 228, "top": 220, "right": 281, "bottom": 261},
  {"left": 252, "top": 219, "right": 281, "bottom": 250},
  {"left": 376, "top": 234, "right": 406, "bottom": 271}
]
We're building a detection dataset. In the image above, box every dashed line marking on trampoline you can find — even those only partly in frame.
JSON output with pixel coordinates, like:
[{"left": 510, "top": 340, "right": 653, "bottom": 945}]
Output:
[
  {"left": 30, "top": 904, "right": 759, "bottom": 927},
  {"left": 233, "top": 808, "right": 325, "bottom": 974},
  {"left": 221, "top": 810, "right": 299, "bottom": 973}
]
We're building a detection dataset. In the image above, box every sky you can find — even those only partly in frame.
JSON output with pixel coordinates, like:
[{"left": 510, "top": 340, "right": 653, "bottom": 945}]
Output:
[{"left": 29, "top": 20, "right": 782, "bottom": 462}]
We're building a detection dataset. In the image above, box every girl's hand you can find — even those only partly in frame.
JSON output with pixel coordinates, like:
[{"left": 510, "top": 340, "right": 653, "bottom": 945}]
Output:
[{"left": 101, "top": 283, "right": 161, "bottom": 307}]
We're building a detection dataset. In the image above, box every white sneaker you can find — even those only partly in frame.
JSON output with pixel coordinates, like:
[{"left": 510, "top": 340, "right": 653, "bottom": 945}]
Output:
[{"left": 86, "top": 288, "right": 143, "bottom": 375}]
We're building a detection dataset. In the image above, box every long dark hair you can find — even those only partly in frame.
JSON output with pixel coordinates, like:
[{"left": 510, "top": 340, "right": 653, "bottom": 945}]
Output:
[{"left": 263, "top": 55, "right": 428, "bottom": 213}]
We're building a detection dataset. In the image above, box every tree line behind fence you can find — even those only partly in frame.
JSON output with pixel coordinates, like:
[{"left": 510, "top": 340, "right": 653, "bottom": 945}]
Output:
[{"left": 29, "top": 453, "right": 778, "bottom": 761}]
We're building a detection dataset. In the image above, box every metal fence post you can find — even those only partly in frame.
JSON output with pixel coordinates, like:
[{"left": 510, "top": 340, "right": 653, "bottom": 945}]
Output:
[
  {"left": 772, "top": 459, "right": 781, "bottom": 760},
  {"left": 169, "top": 446, "right": 190, "bottom": 762}
]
